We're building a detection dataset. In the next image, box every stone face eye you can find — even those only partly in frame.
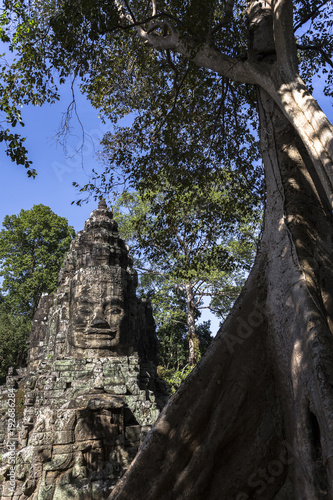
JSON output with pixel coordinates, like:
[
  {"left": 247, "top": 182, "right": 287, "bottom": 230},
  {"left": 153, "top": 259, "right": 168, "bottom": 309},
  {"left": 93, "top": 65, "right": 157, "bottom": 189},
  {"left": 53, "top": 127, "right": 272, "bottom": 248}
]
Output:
[{"left": 110, "top": 308, "right": 122, "bottom": 315}]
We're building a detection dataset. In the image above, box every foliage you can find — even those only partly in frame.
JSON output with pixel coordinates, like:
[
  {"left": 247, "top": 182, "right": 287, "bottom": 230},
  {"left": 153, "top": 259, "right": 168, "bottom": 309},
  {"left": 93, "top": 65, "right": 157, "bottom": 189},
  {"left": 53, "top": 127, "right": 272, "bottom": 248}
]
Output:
[
  {"left": 112, "top": 183, "right": 259, "bottom": 371},
  {"left": 0, "top": 0, "right": 329, "bottom": 380},
  {"left": 0, "top": 1, "right": 331, "bottom": 192},
  {"left": 2, "top": 0, "right": 261, "bottom": 192},
  {"left": 144, "top": 281, "right": 189, "bottom": 369},
  {"left": 0, "top": 204, "right": 75, "bottom": 318},
  {"left": 157, "top": 365, "right": 193, "bottom": 394},
  {"left": 0, "top": 309, "right": 30, "bottom": 382},
  {"left": 142, "top": 276, "right": 212, "bottom": 364},
  {"left": 0, "top": 0, "right": 331, "bottom": 389},
  {"left": 156, "top": 320, "right": 212, "bottom": 393},
  {"left": 0, "top": 3, "right": 333, "bottom": 494},
  {"left": 0, "top": 204, "right": 74, "bottom": 379},
  {"left": 113, "top": 185, "right": 259, "bottom": 312}
]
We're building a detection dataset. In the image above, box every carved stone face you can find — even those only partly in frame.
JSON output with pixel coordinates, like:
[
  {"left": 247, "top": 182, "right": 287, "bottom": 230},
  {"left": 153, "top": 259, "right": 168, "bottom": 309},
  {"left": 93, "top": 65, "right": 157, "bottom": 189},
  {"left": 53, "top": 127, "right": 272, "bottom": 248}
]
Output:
[{"left": 68, "top": 270, "right": 127, "bottom": 350}]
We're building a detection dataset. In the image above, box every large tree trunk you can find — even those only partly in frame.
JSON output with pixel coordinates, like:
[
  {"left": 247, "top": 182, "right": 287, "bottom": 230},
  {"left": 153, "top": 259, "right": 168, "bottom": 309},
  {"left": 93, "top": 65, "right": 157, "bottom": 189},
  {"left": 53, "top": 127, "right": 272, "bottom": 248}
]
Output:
[
  {"left": 107, "top": 2, "right": 333, "bottom": 499},
  {"left": 256, "top": 89, "right": 333, "bottom": 499},
  {"left": 109, "top": 95, "right": 333, "bottom": 500}
]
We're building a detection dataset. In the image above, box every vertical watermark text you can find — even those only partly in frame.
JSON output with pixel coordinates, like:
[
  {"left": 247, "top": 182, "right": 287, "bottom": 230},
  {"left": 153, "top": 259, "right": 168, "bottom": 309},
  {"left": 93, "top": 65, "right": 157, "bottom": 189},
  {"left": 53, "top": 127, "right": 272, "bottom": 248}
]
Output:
[{"left": 6, "top": 378, "right": 16, "bottom": 495}]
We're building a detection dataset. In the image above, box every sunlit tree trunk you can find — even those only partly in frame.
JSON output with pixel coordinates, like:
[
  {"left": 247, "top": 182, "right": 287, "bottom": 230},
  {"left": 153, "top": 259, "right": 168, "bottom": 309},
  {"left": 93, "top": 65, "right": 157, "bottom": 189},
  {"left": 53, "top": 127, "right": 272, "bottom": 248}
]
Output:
[
  {"left": 184, "top": 283, "right": 200, "bottom": 366},
  {"left": 257, "top": 89, "right": 333, "bottom": 499}
]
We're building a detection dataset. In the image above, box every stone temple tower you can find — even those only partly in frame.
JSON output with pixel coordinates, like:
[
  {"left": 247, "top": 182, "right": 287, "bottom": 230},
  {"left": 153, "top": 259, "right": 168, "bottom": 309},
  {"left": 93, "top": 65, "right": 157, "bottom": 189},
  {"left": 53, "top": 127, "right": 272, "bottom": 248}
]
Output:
[{"left": 0, "top": 200, "right": 168, "bottom": 499}]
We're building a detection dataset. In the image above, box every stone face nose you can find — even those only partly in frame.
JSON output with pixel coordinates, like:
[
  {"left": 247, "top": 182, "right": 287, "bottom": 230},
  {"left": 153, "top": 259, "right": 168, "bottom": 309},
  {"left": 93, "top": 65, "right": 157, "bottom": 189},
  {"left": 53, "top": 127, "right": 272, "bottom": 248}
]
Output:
[
  {"left": 91, "top": 308, "right": 110, "bottom": 329},
  {"left": 91, "top": 318, "right": 110, "bottom": 328}
]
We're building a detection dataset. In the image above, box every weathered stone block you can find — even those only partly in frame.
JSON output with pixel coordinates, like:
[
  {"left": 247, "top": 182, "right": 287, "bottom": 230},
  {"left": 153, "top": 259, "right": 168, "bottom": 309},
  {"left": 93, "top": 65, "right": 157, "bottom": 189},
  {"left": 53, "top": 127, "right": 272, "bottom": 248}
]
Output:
[
  {"left": 33, "top": 446, "right": 52, "bottom": 463},
  {"left": 112, "top": 385, "right": 127, "bottom": 395},
  {"left": 29, "top": 432, "right": 54, "bottom": 446},
  {"left": 53, "top": 431, "right": 74, "bottom": 445},
  {"left": 45, "top": 470, "right": 59, "bottom": 485},
  {"left": 125, "top": 379, "right": 140, "bottom": 395},
  {"left": 125, "top": 425, "right": 141, "bottom": 444},
  {"left": 54, "top": 360, "right": 71, "bottom": 368},
  {"left": 75, "top": 370, "right": 94, "bottom": 379},
  {"left": 52, "top": 444, "right": 73, "bottom": 455},
  {"left": 45, "top": 453, "right": 73, "bottom": 472},
  {"left": 44, "top": 390, "right": 65, "bottom": 399},
  {"left": 103, "top": 375, "right": 125, "bottom": 385}
]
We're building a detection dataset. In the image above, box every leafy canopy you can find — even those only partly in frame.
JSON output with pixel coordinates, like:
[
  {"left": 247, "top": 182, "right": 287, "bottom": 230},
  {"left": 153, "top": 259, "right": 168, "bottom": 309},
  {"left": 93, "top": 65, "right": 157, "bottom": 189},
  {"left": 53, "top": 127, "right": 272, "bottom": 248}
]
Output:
[
  {"left": 0, "top": 309, "right": 30, "bottom": 382},
  {"left": 0, "top": 0, "right": 332, "bottom": 188},
  {"left": 0, "top": 204, "right": 74, "bottom": 380},
  {"left": 113, "top": 179, "right": 259, "bottom": 290}
]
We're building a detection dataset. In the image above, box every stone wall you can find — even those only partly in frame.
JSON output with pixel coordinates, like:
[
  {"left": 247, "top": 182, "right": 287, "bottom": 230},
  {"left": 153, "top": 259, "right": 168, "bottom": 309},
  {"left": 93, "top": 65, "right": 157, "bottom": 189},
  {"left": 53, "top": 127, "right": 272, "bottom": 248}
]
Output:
[{"left": 0, "top": 355, "right": 165, "bottom": 499}]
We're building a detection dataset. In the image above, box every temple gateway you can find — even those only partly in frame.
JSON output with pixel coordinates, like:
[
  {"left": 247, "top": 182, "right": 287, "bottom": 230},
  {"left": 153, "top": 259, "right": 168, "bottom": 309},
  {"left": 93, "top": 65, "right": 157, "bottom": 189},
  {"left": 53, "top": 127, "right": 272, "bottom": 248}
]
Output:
[{"left": 0, "top": 200, "right": 168, "bottom": 499}]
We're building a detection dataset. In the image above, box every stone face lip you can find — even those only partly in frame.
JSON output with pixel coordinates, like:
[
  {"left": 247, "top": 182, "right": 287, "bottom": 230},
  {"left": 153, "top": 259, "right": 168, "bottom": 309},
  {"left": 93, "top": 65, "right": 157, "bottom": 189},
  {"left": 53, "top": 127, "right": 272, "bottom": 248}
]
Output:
[{"left": 0, "top": 200, "right": 169, "bottom": 500}]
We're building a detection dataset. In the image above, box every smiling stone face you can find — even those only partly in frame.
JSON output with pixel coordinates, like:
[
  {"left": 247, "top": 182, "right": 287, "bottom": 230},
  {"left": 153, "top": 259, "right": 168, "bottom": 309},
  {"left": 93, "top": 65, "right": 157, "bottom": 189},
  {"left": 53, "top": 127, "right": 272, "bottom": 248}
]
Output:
[
  {"left": 12, "top": 200, "right": 164, "bottom": 500},
  {"left": 68, "top": 268, "right": 129, "bottom": 353}
]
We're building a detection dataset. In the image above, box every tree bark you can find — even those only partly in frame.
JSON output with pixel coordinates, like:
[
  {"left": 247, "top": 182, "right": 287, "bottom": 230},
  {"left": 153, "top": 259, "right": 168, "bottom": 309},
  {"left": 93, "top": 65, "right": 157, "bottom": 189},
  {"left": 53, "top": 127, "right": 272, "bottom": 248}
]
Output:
[{"left": 256, "top": 89, "right": 333, "bottom": 499}]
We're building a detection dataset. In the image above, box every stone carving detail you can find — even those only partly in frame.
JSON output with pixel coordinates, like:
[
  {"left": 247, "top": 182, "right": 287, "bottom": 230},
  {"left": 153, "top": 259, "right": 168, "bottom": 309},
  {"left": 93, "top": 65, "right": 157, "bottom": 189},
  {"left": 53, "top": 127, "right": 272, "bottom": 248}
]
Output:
[{"left": 0, "top": 200, "right": 168, "bottom": 499}]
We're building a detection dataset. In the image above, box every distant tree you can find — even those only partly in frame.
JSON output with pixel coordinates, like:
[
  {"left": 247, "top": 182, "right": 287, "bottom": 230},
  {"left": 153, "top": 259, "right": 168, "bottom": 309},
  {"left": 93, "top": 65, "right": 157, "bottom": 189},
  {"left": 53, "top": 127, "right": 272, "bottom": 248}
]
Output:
[
  {"left": 140, "top": 274, "right": 213, "bottom": 391},
  {"left": 0, "top": 204, "right": 75, "bottom": 318},
  {"left": 0, "top": 311, "right": 30, "bottom": 382},
  {"left": 0, "top": 204, "right": 75, "bottom": 380},
  {"left": 113, "top": 182, "right": 260, "bottom": 365}
]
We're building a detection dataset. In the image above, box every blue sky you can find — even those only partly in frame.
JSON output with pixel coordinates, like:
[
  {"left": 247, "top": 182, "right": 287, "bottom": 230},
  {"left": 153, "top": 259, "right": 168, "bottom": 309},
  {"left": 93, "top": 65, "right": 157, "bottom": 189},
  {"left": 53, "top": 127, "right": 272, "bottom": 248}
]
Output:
[{"left": 0, "top": 82, "right": 107, "bottom": 233}]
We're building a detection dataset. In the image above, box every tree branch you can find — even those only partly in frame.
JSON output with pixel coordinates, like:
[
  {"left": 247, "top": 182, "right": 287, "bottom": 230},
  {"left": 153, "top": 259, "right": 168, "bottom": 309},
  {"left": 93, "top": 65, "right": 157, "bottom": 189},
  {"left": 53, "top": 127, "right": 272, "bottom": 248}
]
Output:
[
  {"left": 115, "top": 1, "right": 259, "bottom": 84},
  {"left": 208, "top": 76, "right": 229, "bottom": 154},
  {"left": 194, "top": 236, "right": 209, "bottom": 259},
  {"left": 200, "top": 289, "right": 240, "bottom": 297},
  {"left": 272, "top": 0, "right": 298, "bottom": 72},
  {"left": 175, "top": 230, "right": 187, "bottom": 254},
  {"left": 192, "top": 280, "right": 206, "bottom": 295},
  {"left": 166, "top": 49, "right": 179, "bottom": 83},
  {"left": 136, "top": 266, "right": 166, "bottom": 276},
  {"left": 151, "top": 0, "right": 157, "bottom": 17},
  {"left": 297, "top": 44, "right": 333, "bottom": 70},
  {"left": 293, "top": 0, "right": 332, "bottom": 32},
  {"left": 152, "top": 64, "right": 189, "bottom": 137},
  {"left": 193, "top": 295, "right": 204, "bottom": 308},
  {"left": 123, "top": 0, "right": 137, "bottom": 23}
]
